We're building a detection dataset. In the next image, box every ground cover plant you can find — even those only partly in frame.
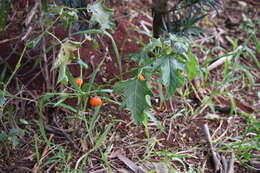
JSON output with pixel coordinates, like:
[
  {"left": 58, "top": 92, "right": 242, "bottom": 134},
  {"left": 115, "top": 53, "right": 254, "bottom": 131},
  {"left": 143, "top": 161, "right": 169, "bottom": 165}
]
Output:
[{"left": 0, "top": 0, "right": 259, "bottom": 172}]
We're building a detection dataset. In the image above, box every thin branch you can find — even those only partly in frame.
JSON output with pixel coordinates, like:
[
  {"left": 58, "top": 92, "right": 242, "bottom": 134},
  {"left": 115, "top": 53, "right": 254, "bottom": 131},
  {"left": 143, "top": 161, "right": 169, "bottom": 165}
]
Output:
[
  {"left": 203, "top": 124, "right": 221, "bottom": 171},
  {"left": 208, "top": 46, "right": 243, "bottom": 71},
  {"left": 24, "top": 1, "right": 40, "bottom": 27}
]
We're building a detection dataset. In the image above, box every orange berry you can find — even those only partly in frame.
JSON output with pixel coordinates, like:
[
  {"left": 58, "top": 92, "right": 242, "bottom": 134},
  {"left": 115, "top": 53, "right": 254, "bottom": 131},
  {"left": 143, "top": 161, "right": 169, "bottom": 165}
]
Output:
[
  {"left": 74, "top": 77, "right": 83, "bottom": 87},
  {"left": 89, "top": 97, "right": 102, "bottom": 107},
  {"left": 138, "top": 75, "right": 145, "bottom": 81}
]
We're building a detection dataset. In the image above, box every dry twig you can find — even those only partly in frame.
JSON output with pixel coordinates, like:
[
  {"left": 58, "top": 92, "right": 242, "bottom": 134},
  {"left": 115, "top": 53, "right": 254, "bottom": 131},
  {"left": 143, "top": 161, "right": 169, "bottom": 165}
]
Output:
[
  {"left": 203, "top": 124, "right": 221, "bottom": 171},
  {"left": 24, "top": 1, "right": 40, "bottom": 27},
  {"left": 208, "top": 46, "right": 243, "bottom": 72}
]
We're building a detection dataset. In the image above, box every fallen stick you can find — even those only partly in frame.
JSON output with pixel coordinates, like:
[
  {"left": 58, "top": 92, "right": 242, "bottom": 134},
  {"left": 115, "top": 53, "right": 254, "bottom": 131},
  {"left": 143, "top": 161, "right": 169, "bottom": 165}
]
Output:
[
  {"left": 208, "top": 46, "right": 243, "bottom": 71},
  {"left": 110, "top": 151, "right": 146, "bottom": 173},
  {"left": 24, "top": 1, "right": 40, "bottom": 27},
  {"left": 203, "top": 124, "right": 221, "bottom": 171},
  {"left": 193, "top": 46, "right": 243, "bottom": 100},
  {"left": 0, "top": 36, "right": 20, "bottom": 44},
  {"left": 227, "top": 153, "right": 235, "bottom": 173}
]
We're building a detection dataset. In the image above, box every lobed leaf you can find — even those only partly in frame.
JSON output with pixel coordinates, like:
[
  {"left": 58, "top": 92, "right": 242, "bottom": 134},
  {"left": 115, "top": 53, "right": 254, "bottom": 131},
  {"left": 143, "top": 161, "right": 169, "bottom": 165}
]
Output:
[
  {"left": 113, "top": 78, "right": 153, "bottom": 125},
  {"left": 154, "top": 54, "right": 185, "bottom": 97},
  {"left": 87, "top": 1, "right": 115, "bottom": 30}
]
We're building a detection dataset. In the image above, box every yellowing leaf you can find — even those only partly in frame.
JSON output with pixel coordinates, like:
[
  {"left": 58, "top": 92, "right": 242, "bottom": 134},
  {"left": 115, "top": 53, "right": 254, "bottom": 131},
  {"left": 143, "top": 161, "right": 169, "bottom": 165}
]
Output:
[{"left": 52, "top": 40, "right": 81, "bottom": 70}]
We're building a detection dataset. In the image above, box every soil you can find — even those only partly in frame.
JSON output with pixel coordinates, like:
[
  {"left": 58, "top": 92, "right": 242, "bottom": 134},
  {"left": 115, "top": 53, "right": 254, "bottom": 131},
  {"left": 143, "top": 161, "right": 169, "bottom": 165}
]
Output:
[{"left": 0, "top": 0, "right": 259, "bottom": 173}]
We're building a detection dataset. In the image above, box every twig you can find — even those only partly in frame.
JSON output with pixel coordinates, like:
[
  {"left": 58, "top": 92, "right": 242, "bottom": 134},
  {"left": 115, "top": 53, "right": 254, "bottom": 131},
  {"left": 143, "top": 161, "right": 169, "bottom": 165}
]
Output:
[
  {"left": 203, "top": 124, "right": 221, "bottom": 171},
  {"left": 24, "top": 1, "right": 40, "bottom": 27},
  {"left": 44, "top": 125, "right": 76, "bottom": 148},
  {"left": 222, "top": 156, "right": 228, "bottom": 173},
  {"left": 194, "top": 46, "right": 243, "bottom": 100},
  {"left": 211, "top": 120, "right": 223, "bottom": 140},
  {"left": 110, "top": 150, "right": 146, "bottom": 173},
  {"left": 208, "top": 46, "right": 243, "bottom": 71},
  {"left": 117, "top": 154, "right": 146, "bottom": 173},
  {"left": 21, "top": 26, "right": 32, "bottom": 41},
  {"left": 90, "top": 168, "right": 108, "bottom": 173},
  {"left": 3, "top": 166, "right": 33, "bottom": 173},
  {"left": 0, "top": 36, "right": 20, "bottom": 44},
  {"left": 227, "top": 153, "right": 235, "bottom": 173}
]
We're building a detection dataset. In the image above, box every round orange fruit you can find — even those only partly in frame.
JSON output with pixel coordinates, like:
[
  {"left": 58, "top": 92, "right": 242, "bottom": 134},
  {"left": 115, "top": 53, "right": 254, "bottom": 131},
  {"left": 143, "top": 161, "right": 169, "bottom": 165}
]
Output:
[
  {"left": 89, "top": 97, "right": 102, "bottom": 107},
  {"left": 74, "top": 77, "right": 83, "bottom": 87},
  {"left": 138, "top": 75, "right": 145, "bottom": 81}
]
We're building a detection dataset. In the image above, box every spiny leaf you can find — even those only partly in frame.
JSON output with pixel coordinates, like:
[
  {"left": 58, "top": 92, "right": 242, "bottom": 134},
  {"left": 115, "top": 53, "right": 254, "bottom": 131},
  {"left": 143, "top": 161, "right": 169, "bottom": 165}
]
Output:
[
  {"left": 113, "top": 78, "right": 153, "bottom": 125},
  {"left": 154, "top": 54, "right": 185, "bottom": 97},
  {"left": 87, "top": 1, "right": 115, "bottom": 30},
  {"left": 168, "top": 34, "right": 190, "bottom": 54}
]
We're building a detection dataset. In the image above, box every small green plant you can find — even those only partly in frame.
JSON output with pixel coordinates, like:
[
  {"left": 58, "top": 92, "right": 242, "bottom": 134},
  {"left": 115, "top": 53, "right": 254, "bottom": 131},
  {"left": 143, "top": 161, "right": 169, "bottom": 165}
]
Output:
[
  {"left": 113, "top": 0, "right": 220, "bottom": 125},
  {"left": 40, "top": 145, "right": 74, "bottom": 172},
  {"left": 0, "top": 0, "right": 10, "bottom": 32},
  {"left": 220, "top": 113, "right": 260, "bottom": 171},
  {"left": 152, "top": 0, "right": 221, "bottom": 38},
  {"left": 113, "top": 35, "right": 201, "bottom": 125},
  {"left": 0, "top": 128, "right": 20, "bottom": 149}
]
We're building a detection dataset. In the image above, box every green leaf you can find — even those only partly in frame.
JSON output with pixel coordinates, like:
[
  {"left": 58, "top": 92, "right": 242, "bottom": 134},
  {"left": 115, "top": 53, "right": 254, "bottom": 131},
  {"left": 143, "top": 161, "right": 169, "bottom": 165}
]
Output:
[
  {"left": 52, "top": 103, "right": 77, "bottom": 113},
  {"left": 39, "top": 118, "right": 51, "bottom": 147},
  {"left": 9, "top": 128, "right": 19, "bottom": 136},
  {"left": 130, "top": 38, "right": 162, "bottom": 63},
  {"left": 19, "top": 119, "right": 29, "bottom": 125},
  {"left": 76, "top": 58, "right": 88, "bottom": 69},
  {"left": 252, "top": 34, "right": 260, "bottom": 54},
  {"left": 186, "top": 50, "right": 200, "bottom": 81},
  {"left": 66, "top": 68, "right": 80, "bottom": 90},
  {"left": 168, "top": 34, "right": 190, "bottom": 54},
  {"left": 91, "top": 39, "right": 100, "bottom": 49},
  {"left": 154, "top": 54, "right": 185, "bottom": 97},
  {"left": 87, "top": 1, "right": 115, "bottom": 30},
  {"left": 41, "top": 0, "right": 49, "bottom": 12},
  {"left": 10, "top": 136, "right": 19, "bottom": 148},
  {"left": 94, "top": 123, "right": 112, "bottom": 149},
  {"left": 244, "top": 46, "right": 260, "bottom": 68},
  {"left": 0, "top": 0, "right": 10, "bottom": 32},
  {"left": 0, "top": 132, "right": 7, "bottom": 142},
  {"left": 113, "top": 78, "right": 153, "bottom": 125},
  {"left": 88, "top": 106, "right": 101, "bottom": 141},
  {"left": 144, "top": 110, "right": 165, "bottom": 133},
  {"left": 0, "top": 90, "right": 6, "bottom": 107}
]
